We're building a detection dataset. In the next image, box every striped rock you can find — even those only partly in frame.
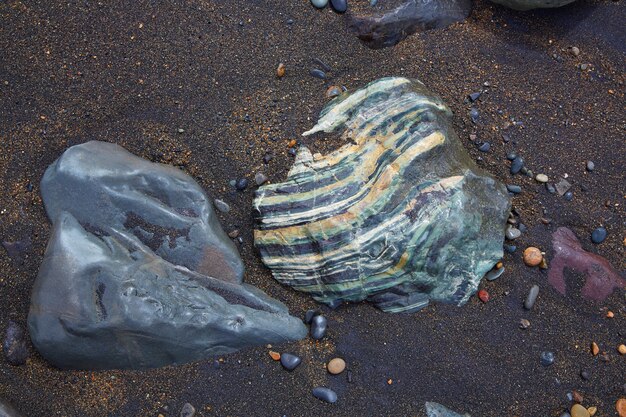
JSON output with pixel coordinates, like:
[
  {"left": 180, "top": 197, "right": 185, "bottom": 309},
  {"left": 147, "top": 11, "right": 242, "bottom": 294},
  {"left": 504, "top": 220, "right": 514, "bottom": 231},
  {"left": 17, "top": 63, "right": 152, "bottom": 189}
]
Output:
[{"left": 254, "top": 77, "right": 510, "bottom": 313}]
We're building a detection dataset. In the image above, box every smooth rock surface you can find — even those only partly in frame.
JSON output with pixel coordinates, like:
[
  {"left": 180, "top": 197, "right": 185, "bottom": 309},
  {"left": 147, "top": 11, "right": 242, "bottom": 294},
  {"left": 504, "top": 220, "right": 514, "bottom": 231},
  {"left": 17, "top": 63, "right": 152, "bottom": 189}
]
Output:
[
  {"left": 311, "top": 0, "right": 329, "bottom": 8},
  {"left": 280, "top": 353, "right": 302, "bottom": 371},
  {"left": 3, "top": 321, "right": 28, "bottom": 366},
  {"left": 490, "top": 0, "right": 577, "bottom": 10},
  {"left": 310, "top": 315, "right": 328, "bottom": 339},
  {"left": 330, "top": 0, "right": 347, "bottom": 13},
  {"left": 590, "top": 227, "right": 606, "bottom": 244},
  {"left": 524, "top": 285, "right": 539, "bottom": 310},
  {"left": 348, "top": 0, "right": 472, "bottom": 49},
  {"left": 425, "top": 402, "right": 471, "bottom": 417},
  {"left": 254, "top": 78, "right": 510, "bottom": 313},
  {"left": 312, "top": 387, "right": 338, "bottom": 404},
  {"left": 28, "top": 142, "right": 307, "bottom": 370},
  {"left": 327, "top": 357, "right": 346, "bottom": 374}
]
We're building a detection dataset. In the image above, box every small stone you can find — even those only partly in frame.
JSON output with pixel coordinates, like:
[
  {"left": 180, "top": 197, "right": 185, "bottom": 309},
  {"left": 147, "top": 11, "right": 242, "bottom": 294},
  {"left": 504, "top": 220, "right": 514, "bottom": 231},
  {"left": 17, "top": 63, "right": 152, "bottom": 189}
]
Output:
[
  {"left": 280, "top": 353, "right": 302, "bottom": 371},
  {"left": 546, "top": 183, "right": 556, "bottom": 194},
  {"left": 580, "top": 63, "right": 588, "bottom": 70},
  {"left": 591, "top": 342, "right": 599, "bottom": 356},
  {"left": 564, "top": 191, "right": 573, "bottom": 201},
  {"left": 327, "top": 357, "right": 346, "bottom": 374},
  {"left": 570, "top": 46, "right": 580, "bottom": 56},
  {"left": 288, "top": 148, "right": 297, "bottom": 156},
  {"left": 555, "top": 178, "right": 571, "bottom": 196},
  {"left": 504, "top": 244, "right": 517, "bottom": 253},
  {"left": 470, "top": 108, "right": 479, "bottom": 123},
  {"left": 570, "top": 404, "right": 589, "bottom": 417},
  {"left": 572, "top": 390, "right": 584, "bottom": 403},
  {"left": 312, "top": 387, "right": 337, "bottom": 404},
  {"left": 180, "top": 403, "right": 196, "bottom": 417},
  {"left": 310, "top": 315, "right": 327, "bottom": 340},
  {"left": 524, "top": 285, "right": 539, "bottom": 310},
  {"left": 269, "top": 351, "right": 281, "bottom": 361},
  {"left": 263, "top": 153, "right": 273, "bottom": 164},
  {"left": 587, "top": 406, "right": 597, "bottom": 416},
  {"left": 618, "top": 344, "right": 626, "bottom": 355},
  {"left": 616, "top": 398, "right": 626, "bottom": 417},
  {"left": 3, "top": 320, "right": 28, "bottom": 366},
  {"left": 311, "top": 0, "right": 329, "bottom": 8},
  {"left": 505, "top": 226, "right": 521, "bottom": 240},
  {"left": 539, "top": 258, "right": 548, "bottom": 269},
  {"left": 523, "top": 247, "right": 543, "bottom": 267},
  {"left": 606, "top": 311, "right": 614, "bottom": 318},
  {"left": 519, "top": 319, "right": 530, "bottom": 329},
  {"left": 309, "top": 69, "right": 327, "bottom": 80},
  {"left": 561, "top": 413, "right": 571, "bottom": 417},
  {"left": 330, "top": 0, "right": 347, "bottom": 13},
  {"left": 227, "top": 230, "right": 239, "bottom": 239},
  {"left": 478, "top": 142, "right": 491, "bottom": 152},
  {"left": 535, "top": 174, "right": 549, "bottom": 183},
  {"left": 506, "top": 152, "right": 517, "bottom": 161},
  {"left": 213, "top": 199, "right": 230, "bottom": 213},
  {"left": 255, "top": 173, "right": 268, "bottom": 186},
  {"left": 485, "top": 266, "right": 505, "bottom": 281},
  {"left": 276, "top": 63, "right": 285, "bottom": 78},
  {"left": 506, "top": 184, "right": 522, "bottom": 194},
  {"left": 590, "top": 227, "right": 606, "bottom": 244},
  {"left": 580, "top": 370, "right": 590, "bottom": 380},
  {"left": 540, "top": 351, "right": 555, "bottom": 366},
  {"left": 469, "top": 92, "right": 481, "bottom": 102},
  {"left": 326, "top": 86, "right": 342, "bottom": 99},
  {"left": 304, "top": 309, "right": 320, "bottom": 324},
  {"left": 235, "top": 178, "right": 248, "bottom": 191},
  {"left": 510, "top": 157, "right": 524, "bottom": 174},
  {"left": 177, "top": 128, "right": 185, "bottom": 134},
  {"left": 478, "top": 289, "right": 489, "bottom": 303},
  {"left": 586, "top": 161, "right": 594, "bottom": 171},
  {"left": 502, "top": 133, "right": 510, "bottom": 143}
]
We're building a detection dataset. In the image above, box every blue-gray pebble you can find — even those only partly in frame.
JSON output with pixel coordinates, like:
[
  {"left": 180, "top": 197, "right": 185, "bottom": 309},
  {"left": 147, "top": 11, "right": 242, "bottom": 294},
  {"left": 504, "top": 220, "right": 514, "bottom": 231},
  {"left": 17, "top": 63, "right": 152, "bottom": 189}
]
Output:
[
  {"left": 510, "top": 157, "right": 524, "bottom": 174},
  {"left": 305, "top": 309, "right": 320, "bottom": 324},
  {"left": 309, "top": 69, "right": 327, "bottom": 80},
  {"left": 591, "top": 227, "right": 607, "bottom": 244},
  {"left": 478, "top": 142, "right": 491, "bottom": 152},
  {"left": 540, "top": 351, "right": 554, "bottom": 366},
  {"left": 506, "top": 184, "right": 522, "bottom": 194},
  {"left": 564, "top": 191, "right": 573, "bottom": 201},
  {"left": 310, "top": 315, "right": 327, "bottom": 340},
  {"left": 311, "top": 0, "right": 328, "bottom": 8},
  {"left": 280, "top": 353, "right": 302, "bottom": 371},
  {"left": 331, "top": 0, "right": 347, "bottom": 13},
  {"left": 524, "top": 285, "right": 539, "bottom": 310},
  {"left": 312, "top": 387, "right": 338, "bottom": 403}
]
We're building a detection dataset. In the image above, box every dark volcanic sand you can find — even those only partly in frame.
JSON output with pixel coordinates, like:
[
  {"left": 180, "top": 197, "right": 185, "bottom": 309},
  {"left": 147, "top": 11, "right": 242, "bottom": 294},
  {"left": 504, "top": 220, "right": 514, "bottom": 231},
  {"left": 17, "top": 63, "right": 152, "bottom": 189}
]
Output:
[{"left": 0, "top": 0, "right": 625, "bottom": 416}]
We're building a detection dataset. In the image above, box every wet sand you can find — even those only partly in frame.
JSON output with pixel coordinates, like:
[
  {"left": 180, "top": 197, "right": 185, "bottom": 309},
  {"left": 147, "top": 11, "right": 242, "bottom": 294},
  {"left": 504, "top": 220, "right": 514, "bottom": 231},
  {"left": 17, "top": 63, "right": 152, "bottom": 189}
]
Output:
[{"left": 0, "top": 0, "right": 624, "bottom": 415}]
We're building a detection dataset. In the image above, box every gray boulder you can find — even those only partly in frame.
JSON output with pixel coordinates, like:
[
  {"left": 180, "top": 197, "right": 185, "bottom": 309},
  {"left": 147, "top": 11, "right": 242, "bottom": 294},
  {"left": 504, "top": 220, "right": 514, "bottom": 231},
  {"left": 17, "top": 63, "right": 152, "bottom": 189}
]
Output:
[{"left": 28, "top": 141, "right": 306, "bottom": 370}]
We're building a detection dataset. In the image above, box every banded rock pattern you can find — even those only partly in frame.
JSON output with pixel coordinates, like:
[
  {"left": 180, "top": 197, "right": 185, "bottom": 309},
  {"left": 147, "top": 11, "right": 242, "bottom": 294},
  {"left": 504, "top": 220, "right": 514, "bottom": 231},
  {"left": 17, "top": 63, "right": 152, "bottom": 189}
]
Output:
[{"left": 254, "top": 78, "right": 510, "bottom": 313}]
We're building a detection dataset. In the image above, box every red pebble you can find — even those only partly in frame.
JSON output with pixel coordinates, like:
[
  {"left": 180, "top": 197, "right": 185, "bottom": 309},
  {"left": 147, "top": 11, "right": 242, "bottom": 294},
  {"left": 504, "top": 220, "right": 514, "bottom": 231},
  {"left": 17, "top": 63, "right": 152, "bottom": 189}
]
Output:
[{"left": 478, "top": 289, "right": 490, "bottom": 303}]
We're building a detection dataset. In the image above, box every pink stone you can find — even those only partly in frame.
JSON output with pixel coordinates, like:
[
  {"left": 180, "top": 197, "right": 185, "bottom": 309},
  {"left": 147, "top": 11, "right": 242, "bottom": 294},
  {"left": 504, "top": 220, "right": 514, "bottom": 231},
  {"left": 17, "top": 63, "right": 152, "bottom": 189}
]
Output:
[{"left": 548, "top": 227, "right": 625, "bottom": 301}]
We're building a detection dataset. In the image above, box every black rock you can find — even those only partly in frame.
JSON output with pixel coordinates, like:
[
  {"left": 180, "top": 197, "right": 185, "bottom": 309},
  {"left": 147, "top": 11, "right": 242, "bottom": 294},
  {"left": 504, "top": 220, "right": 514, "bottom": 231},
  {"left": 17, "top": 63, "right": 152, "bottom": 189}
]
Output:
[
  {"left": 540, "top": 351, "right": 554, "bottom": 366},
  {"left": 478, "top": 142, "right": 491, "bottom": 152},
  {"left": 280, "top": 353, "right": 302, "bottom": 371},
  {"left": 506, "top": 152, "right": 517, "bottom": 161},
  {"left": 305, "top": 309, "right": 320, "bottom": 324},
  {"left": 312, "top": 387, "right": 338, "bottom": 403},
  {"left": 309, "top": 69, "right": 327, "bottom": 80},
  {"left": 263, "top": 153, "right": 274, "bottom": 164},
  {"left": 330, "top": 0, "right": 347, "bottom": 13},
  {"left": 591, "top": 227, "right": 607, "bottom": 244},
  {"left": 468, "top": 92, "right": 481, "bottom": 102},
  {"left": 506, "top": 184, "right": 522, "bottom": 194},
  {"left": 510, "top": 157, "right": 524, "bottom": 174},
  {"left": 310, "top": 315, "right": 327, "bottom": 340},
  {"left": 504, "top": 245, "right": 517, "bottom": 253},
  {"left": 3, "top": 321, "right": 28, "bottom": 366},
  {"left": 288, "top": 148, "right": 297, "bottom": 156},
  {"left": 312, "top": 58, "right": 331, "bottom": 72},
  {"left": 236, "top": 178, "right": 249, "bottom": 191},
  {"left": 564, "top": 191, "right": 573, "bottom": 201}
]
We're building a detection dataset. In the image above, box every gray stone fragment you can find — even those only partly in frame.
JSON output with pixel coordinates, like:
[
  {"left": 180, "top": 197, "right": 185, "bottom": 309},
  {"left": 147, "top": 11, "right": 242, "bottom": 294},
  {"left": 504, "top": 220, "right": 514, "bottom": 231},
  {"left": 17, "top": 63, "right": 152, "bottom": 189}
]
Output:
[
  {"left": 214, "top": 199, "right": 230, "bottom": 213},
  {"left": 554, "top": 178, "right": 571, "bottom": 196},
  {"left": 41, "top": 141, "right": 243, "bottom": 283},
  {"left": 524, "top": 285, "right": 540, "bottom": 310},
  {"left": 505, "top": 226, "right": 521, "bottom": 240},
  {"left": 180, "top": 403, "right": 196, "bottom": 417},
  {"left": 3, "top": 321, "right": 28, "bottom": 366},
  {"left": 425, "top": 402, "right": 471, "bottom": 417}
]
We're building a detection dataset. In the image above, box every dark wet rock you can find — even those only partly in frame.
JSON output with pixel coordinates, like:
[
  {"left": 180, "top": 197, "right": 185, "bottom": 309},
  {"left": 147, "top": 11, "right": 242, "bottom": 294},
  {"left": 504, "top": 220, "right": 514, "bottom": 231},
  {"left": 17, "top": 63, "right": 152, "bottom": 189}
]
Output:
[
  {"left": 478, "top": 142, "right": 491, "bottom": 152},
  {"left": 180, "top": 403, "right": 196, "bottom": 417},
  {"left": 214, "top": 199, "right": 230, "bottom": 213},
  {"left": 305, "top": 309, "right": 320, "bottom": 324},
  {"left": 280, "top": 352, "right": 302, "bottom": 371},
  {"left": 548, "top": 227, "right": 625, "bottom": 301},
  {"left": 564, "top": 191, "right": 573, "bottom": 201},
  {"left": 28, "top": 141, "right": 307, "bottom": 370},
  {"left": 330, "top": 0, "right": 347, "bottom": 13},
  {"left": 468, "top": 92, "right": 481, "bottom": 102},
  {"left": 540, "top": 351, "right": 555, "bottom": 366},
  {"left": 309, "top": 69, "right": 327, "bottom": 80},
  {"left": 3, "top": 321, "right": 28, "bottom": 366},
  {"left": 425, "top": 401, "right": 470, "bottom": 417},
  {"left": 490, "top": 0, "right": 577, "bottom": 10},
  {"left": 236, "top": 178, "right": 249, "bottom": 191},
  {"left": 510, "top": 157, "right": 524, "bottom": 174},
  {"left": 311, "top": 0, "right": 329, "bottom": 8},
  {"left": 470, "top": 107, "right": 479, "bottom": 123},
  {"left": 310, "top": 315, "right": 327, "bottom": 339},
  {"left": 590, "top": 227, "right": 606, "bottom": 244},
  {"left": 263, "top": 153, "right": 274, "bottom": 164},
  {"left": 348, "top": 0, "right": 472, "bottom": 49},
  {"left": 0, "top": 397, "right": 24, "bottom": 417},
  {"left": 40, "top": 141, "right": 244, "bottom": 282},
  {"left": 254, "top": 78, "right": 510, "bottom": 313},
  {"left": 1, "top": 238, "right": 32, "bottom": 266},
  {"left": 312, "top": 387, "right": 338, "bottom": 404},
  {"left": 506, "top": 184, "right": 522, "bottom": 194},
  {"left": 524, "top": 285, "right": 539, "bottom": 310}
]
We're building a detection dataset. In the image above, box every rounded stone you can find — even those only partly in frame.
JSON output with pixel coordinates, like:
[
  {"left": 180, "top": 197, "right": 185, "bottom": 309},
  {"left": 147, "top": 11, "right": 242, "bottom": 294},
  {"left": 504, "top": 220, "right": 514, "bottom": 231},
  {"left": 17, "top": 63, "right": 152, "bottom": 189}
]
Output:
[
  {"left": 616, "top": 398, "right": 626, "bottom": 417},
  {"left": 618, "top": 344, "right": 626, "bottom": 355},
  {"left": 330, "top": 0, "right": 347, "bottom": 13},
  {"left": 570, "top": 404, "right": 590, "bottom": 417},
  {"left": 523, "top": 247, "right": 543, "bottom": 267},
  {"left": 524, "top": 285, "right": 540, "bottom": 310},
  {"left": 327, "top": 357, "right": 346, "bottom": 374},
  {"left": 564, "top": 191, "right": 573, "bottom": 201},
  {"left": 311, "top": 0, "right": 328, "bottom": 8},
  {"left": 305, "top": 309, "right": 320, "bottom": 324},
  {"left": 591, "top": 227, "right": 607, "bottom": 244},
  {"left": 510, "top": 157, "right": 524, "bottom": 174},
  {"left": 310, "top": 315, "right": 328, "bottom": 340},
  {"left": 235, "top": 178, "right": 248, "bottom": 190},
  {"left": 506, "top": 226, "right": 521, "bottom": 240},
  {"left": 540, "top": 351, "right": 555, "bottom": 366},
  {"left": 280, "top": 353, "right": 302, "bottom": 371},
  {"left": 312, "top": 387, "right": 338, "bottom": 403},
  {"left": 478, "top": 142, "right": 491, "bottom": 152},
  {"left": 255, "top": 172, "right": 268, "bottom": 186},
  {"left": 180, "top": 403, "right": 196, "bottom": 417},
  {"left": 213, "top": 199, "right": 230, "bottom": 213},
  {"left": 506, "top": 184, "right": 522, "bottom": 194},
  {"left": 535, "top": 174, "right": 549, "bottom": 183},
  {"left": 586, "top": 161, "right": 595, "bottom": 172}
]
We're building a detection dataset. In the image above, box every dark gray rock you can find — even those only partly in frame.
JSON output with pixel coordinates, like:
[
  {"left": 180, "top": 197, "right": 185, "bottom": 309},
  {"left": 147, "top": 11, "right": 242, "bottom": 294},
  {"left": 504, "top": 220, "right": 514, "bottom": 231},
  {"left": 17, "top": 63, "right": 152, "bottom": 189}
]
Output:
[
  {"left": 540, "top": 351, "right": 555, "bottom": 366},
  {"left": 586, "top": 161, "right": 595, "bottom": 172},
  {"left": 214, "top": 199, "right": 230, "bottom": 213},
  {"left": 28, "top": 141, "right": 307, "bottom": 370},
  {"left": 591, "top": 227, "right": 606, "bottom": 244},
  {"left": 510, "top": 157, "right": 524, "bottom": 174},
  {"left": 309, "top": 69, "right": 327, "bottom": 80},
  {"left": 280, "top": 353, "right": 302, "bottom": 371},
  {"left": 310, "top": 315, "right": 328, "bottom": 340},
  {"left": 311, "top": 0, "right": 329, "bottom": 8},
  {"left": 505, "top": 226, "right": 521, "bottom": 240},
  {"left": 468, "top": 92, "right": 481, "bottom": 102},
  {"left": 478, "top": 142, "right": 491, "bottom": 152},
  {"left": 305, "top": 309, "right": 320, "bottom": 324},
  {"left": 524, "top": 285, "right": 539, "bottom": 310},
  {"left": 3, "top": 321, "right": 28, "bottom": 366},
  {"left": 554, "top": 178, "right": 571, "bottom": 196},
  {"left": 236, "top": 178, "right": 248, "bottom": 191},
  {"left": 564, "top": 191, "right": 573, "bottom": 201},
  {"left": 330, "top": 0, "right": 347, "bottom": 13},
  {"left": 40, "top": 141, "right": 243, "bottom": 283},
  {"left": 506, "top": 184, "right": 522, "bottom": 194},
  {"left": 312, "top": 387, "right": 338, "bottom": 404},
  {"left": 255, "top": 173, "right": 268, "bottom": 186}
]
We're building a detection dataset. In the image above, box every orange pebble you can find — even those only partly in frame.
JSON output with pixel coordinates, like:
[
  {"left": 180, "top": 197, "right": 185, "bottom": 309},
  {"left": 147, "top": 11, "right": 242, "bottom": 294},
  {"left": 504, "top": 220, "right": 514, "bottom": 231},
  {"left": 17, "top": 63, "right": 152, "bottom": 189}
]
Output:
[
  {"left": 269, "top": 351, "right": 281, "bottom": 361},
  {"left": 523, "top": 247, "right": 543, "bottom": 267}
]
